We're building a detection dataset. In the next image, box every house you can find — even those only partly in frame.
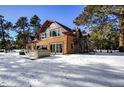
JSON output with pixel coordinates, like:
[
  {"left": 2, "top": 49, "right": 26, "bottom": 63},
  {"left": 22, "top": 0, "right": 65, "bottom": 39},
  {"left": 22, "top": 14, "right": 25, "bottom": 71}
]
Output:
[
  {"left": 26, "top": 20, "right": 77, "bottom": 54},
  {"left": 26, "top": 20, "right": 91, "bottom": 54}
]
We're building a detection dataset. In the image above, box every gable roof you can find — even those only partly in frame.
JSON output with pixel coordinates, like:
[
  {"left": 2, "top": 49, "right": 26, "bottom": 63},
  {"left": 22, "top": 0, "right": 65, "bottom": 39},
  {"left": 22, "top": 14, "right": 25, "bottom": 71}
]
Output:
[
  {"left": 55, "top": 21, "right": 72, "bottom": 32},
  {"left": 39, "top": 20, "right": 72, "bottom": 33}
]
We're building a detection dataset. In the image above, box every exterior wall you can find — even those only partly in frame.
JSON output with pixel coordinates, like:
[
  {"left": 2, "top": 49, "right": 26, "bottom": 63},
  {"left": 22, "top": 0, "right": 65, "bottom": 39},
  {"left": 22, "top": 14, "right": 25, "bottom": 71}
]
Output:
[
  {"left": 27, "top": 22, "right": 75, "bottom": 54},
  {"left": 66, "top": 35, "right": 75, "bottom": 54},
  {"left": 36, "top": 35, "right": 68, "bottom": 54},
  {"left": 36, "top": 22, "right": 74, "bottom": 54}
]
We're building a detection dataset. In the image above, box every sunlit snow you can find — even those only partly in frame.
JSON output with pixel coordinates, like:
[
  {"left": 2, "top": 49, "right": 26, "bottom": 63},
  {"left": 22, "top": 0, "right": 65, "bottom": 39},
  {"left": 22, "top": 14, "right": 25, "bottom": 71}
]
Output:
[{"left": 0, "top": 51, "right": 124, "bottom": 87}]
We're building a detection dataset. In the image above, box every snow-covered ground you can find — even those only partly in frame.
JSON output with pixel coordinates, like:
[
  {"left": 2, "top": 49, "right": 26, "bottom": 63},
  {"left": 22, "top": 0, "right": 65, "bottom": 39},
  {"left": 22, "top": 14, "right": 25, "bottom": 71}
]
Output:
[{"left": 0, "top": 52, "right": 124, "bottom": 87}]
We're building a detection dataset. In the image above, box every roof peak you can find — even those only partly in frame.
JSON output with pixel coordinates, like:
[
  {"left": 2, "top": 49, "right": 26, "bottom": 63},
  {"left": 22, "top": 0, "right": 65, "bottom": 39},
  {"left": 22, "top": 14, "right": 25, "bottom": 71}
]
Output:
[
  {"left": 39, "top": 20, "right": 72, "bottom": 33},
  {"left": 46, "top": 19, "right": 55, "bottom": 22}
]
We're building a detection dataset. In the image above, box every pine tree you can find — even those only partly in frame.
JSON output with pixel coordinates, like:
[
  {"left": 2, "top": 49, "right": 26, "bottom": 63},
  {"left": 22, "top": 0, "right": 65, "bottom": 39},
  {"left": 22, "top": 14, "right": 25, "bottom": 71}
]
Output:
[
  {"left": 14, "top": 16, "right": 30, "bottom": 49},
  {"left": 0, "top": 15, "right": 13, "bottom": 52}
]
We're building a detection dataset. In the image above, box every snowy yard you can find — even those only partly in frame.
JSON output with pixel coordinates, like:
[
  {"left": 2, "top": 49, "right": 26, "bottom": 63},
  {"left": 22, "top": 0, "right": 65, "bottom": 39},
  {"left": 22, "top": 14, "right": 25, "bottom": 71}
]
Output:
[{"left": 0, "top": 52, "right": 124, "bottom": 87}]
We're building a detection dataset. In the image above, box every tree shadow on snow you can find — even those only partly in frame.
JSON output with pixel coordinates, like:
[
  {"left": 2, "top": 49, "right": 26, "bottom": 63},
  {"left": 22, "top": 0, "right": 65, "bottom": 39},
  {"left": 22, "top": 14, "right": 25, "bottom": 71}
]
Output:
[
  {"left": 36, "top": 62, "right": 124, "bottom": 87},
  {"left": 1, "top": 56, "right": 124, "bottom": 87}
]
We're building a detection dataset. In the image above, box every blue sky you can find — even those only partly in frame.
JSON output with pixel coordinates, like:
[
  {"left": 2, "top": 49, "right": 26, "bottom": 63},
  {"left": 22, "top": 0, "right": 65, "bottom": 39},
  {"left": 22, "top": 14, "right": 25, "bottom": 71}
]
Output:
[{"left": 0, "top": 5, "right": 84, "bottom": 39}]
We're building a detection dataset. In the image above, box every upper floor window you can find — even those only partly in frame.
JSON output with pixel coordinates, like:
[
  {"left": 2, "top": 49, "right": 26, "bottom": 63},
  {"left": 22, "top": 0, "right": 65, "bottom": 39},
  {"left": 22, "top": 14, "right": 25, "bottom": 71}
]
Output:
[
  {"left": 41, "top": 27, "right": 62, "bottom": 39},
  {"left": 58, "top": 30, "right": 60, "bottom": 36},
  {"left": 41, "top": 33, "right": 46, "bottom": 39},
  {"left": 52, "top": 31, "right": 57, "bottom": 37},
  {"left": 50, "top": 29, "right": 61, "bottom": 37}
]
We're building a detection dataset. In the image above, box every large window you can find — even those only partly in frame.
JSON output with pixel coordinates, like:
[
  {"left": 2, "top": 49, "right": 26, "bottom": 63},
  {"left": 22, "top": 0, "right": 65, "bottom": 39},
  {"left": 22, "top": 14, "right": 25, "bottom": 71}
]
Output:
[
  {"left": 50, "top": 29, "right": 60, "bottom": 37},
  {"left": 40, "top": 27, "right": 62, "bottom": 39},
  {"left": 50, "top": 43, "right": 63, "bottom": 54}
]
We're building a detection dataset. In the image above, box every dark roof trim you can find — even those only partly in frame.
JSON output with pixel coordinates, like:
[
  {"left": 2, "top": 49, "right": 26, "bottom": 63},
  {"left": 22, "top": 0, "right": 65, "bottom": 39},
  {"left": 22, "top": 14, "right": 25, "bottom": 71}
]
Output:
[{"left": 39, "top": 20, "right": 72, "bottom": 33}]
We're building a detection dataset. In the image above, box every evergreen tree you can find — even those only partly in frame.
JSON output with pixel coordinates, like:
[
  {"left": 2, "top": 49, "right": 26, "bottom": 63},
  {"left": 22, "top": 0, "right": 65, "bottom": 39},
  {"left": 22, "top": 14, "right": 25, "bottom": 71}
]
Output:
[
  {"left": 0, "top": 15, "right": 13, "bottom": 52},
  {"left": 74, "top": 5, "right": 120, "bottom": 52},
  {"left": 30, "top": 15, "right": 41, "bottom": 32},
  {"left": 14, "top": 16, "right": 30, "bottom": 49}
]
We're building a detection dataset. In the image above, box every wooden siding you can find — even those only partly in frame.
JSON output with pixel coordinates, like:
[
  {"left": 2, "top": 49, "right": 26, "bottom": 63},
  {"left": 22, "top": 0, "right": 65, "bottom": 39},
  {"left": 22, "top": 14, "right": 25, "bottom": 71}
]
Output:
[
  {"left": 67, "top": 35, "right": 75, "bottom": 54},
  {"left": 36, "top": 36, "right": 68, "bottom": 54},
  {"left": 27, "top": 20, "right": 75, "bottom": 54}
]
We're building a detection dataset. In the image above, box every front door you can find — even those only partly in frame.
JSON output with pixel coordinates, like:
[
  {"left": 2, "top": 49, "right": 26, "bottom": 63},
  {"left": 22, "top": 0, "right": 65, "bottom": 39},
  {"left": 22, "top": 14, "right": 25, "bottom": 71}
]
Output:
[{"left": 50, "top": 43, "right": 63, "bottom": 54}]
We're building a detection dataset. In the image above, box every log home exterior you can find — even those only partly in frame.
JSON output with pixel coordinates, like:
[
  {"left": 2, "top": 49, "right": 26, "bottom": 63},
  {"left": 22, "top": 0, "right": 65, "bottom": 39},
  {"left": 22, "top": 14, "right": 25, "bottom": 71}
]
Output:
[{"left": 27, "top": 20, "right": 76, "bottom": 54}]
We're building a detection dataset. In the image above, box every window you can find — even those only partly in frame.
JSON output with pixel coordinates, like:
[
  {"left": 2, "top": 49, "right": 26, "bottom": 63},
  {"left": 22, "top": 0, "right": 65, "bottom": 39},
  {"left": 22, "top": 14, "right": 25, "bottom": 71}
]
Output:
[
  {"left": 37, "top": 46, "right": 42, "bottom": 50},
  {"left": 42, "top": 45, "right": 47, "bottom": 50},
  {"left": 37, "top": 45, "right": 47, "bottom": 50},
  {"left": 58, "top": 30, "right": 60, "bottom": 36},
  {"left": 50, "top": 31, "right": 52, "bottom": 37},
  {"left": 50, "top": 43, "right": 63, "bottom": 53},
  {"left": 41, "top": 33, "right": 46, "bottom": 39},
  {"left": 50, "top": 29, "right": 61, "bottom": 37},
  {"left": 44, "top": 33, "right": 46, "bottom": 38},
  {"left": 52, "top": 31, "right": 57, "bottom": 37}
]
